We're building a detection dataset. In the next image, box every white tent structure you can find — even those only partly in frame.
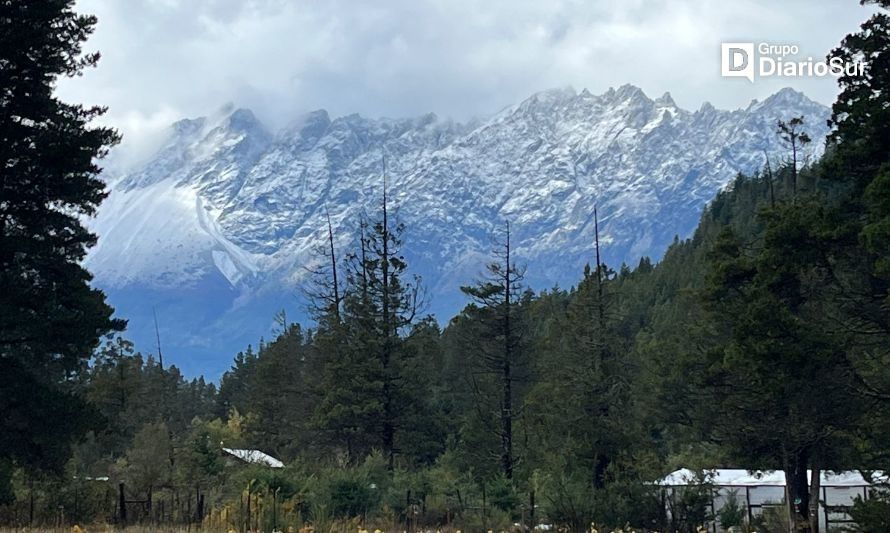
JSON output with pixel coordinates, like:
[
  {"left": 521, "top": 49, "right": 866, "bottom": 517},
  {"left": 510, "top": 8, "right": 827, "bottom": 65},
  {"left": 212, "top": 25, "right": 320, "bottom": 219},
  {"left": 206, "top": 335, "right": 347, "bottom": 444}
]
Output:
[{"left": 657, "top": 468, "right": 884, "bottom": 532}]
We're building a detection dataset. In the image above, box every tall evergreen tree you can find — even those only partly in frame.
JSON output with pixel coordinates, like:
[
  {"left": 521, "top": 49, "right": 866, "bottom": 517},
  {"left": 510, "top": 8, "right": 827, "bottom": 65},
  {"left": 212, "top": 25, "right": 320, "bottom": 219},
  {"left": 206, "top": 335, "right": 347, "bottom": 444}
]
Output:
[
  {"left": 828, "top": 3, "right": 890, "bottom": 187},
  {"left": 460, "top": 222, "right": 527, "bottom": 480},
  {"left": 242, "top": 325, "right": 316, "bottom": 461},
  {"left": 694, "top": 202, "right": 868, "bottom": 532},
  {"left": 0, "top": 0, "right": 123, "bottom": 494},
  {"left": 821, "top": 0, "right": 890, "bottom": 477},
  {"left": 218, "top": 344, "right": 258, "bottom": 417},
  {"left": 314, "top": 168, "right": 423, "bottom": 469},
  {"left": 776, "top": 117, "right": 812, "bottom": 197}
]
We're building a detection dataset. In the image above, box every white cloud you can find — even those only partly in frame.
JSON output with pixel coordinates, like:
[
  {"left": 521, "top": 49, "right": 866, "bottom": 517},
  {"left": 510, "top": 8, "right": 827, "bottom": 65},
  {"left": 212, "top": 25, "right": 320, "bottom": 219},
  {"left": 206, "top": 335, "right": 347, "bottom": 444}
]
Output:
[{"left": 59, "top": 0, "right": 878, "bottom": 161}]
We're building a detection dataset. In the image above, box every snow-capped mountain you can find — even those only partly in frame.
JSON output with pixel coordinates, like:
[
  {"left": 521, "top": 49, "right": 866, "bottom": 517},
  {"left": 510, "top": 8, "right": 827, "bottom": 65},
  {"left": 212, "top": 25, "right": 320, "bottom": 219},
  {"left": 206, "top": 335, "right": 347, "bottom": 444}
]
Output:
[{"left": 86, "top": 85, "right": 830, "bottom": 377}]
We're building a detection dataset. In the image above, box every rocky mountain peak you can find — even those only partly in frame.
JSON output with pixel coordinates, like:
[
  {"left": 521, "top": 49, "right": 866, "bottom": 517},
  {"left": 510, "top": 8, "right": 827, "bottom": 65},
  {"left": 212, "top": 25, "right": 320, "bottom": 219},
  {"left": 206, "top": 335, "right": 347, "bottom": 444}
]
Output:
[{"left": 87, "top": 86, "right": 832, "bottom": 376}]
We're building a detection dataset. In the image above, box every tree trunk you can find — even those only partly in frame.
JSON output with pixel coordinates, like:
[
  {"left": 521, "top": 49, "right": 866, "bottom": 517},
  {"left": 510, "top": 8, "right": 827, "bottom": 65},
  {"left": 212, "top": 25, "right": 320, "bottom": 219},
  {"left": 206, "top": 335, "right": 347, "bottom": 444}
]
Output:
[
  {"left": 501, "top": 353, "right": 513, "bottom": 479},
  {"left": 529, "top": 489, "right": 536, "bottom": 529},
  {"left": 786, "top": 449, "right": 812, "bottom": 533},
  {"left": 501, "top": 223, "right": 513, "bottom": 479},
  {"left": 118, "top": 482, "right": 127, "bottom": 525},
  {"left": 591, "top": 206, "right": 611, "bottom": 490},
  {"left": 381, "top": 162, "right": 395, "bottom": 471},
  {"left": 325, "top": 208, "right": 341, "bottom": 323},
  {"left": 809, "top": 465, "right": 821, "bottom": 533},
  {"left": 593, "top": 454, "right": 610, "bottom": 490}
]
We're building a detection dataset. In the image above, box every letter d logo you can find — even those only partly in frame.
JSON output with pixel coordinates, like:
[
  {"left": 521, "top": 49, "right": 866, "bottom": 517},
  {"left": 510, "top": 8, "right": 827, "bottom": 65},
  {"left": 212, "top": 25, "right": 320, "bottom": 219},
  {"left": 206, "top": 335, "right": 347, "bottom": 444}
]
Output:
[{"left": 721, "top": 43, "right": 755, "bottom": 82}]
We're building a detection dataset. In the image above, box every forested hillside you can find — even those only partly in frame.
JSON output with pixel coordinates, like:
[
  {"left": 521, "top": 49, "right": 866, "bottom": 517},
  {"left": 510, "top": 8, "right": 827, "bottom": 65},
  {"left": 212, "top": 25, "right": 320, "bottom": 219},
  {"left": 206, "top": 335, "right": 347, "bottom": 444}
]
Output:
[{"left": 2, "top": 1, "right": 889, "bottom": 532}]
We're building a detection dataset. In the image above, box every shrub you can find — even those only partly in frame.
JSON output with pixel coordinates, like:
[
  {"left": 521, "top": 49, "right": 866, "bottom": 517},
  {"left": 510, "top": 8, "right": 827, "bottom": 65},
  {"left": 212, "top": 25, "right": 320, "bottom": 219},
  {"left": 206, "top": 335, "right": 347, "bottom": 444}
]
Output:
[
  {"left": 849, "top": 489, "right": 890, "bottom": 532},
  {"left": 718, "top": 490, "right": 746, "bottom": 529}
]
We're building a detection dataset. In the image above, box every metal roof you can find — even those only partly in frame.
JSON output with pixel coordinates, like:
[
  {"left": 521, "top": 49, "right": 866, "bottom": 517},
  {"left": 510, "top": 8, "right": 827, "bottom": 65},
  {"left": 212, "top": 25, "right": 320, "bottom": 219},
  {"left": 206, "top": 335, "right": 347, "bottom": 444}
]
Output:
[
  {"left": 658, "top": 468, "right": 885, "bottom": 487},
  {"left": 222, "top": 447, "right": 285, "bottom": 468}
]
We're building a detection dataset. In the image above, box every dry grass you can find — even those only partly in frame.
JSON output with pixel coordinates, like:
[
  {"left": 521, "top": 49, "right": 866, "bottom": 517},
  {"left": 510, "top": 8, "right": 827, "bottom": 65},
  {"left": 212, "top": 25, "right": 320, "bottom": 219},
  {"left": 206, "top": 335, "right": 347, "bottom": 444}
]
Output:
[
  {"left": 0, "top": 528, "right": 222, "bottom": 533},
  {"left": 0, "top": 520, "right": 287, "bottom": 532},
  {"left": 0, "top": 525, "right": 358, "bottom": 532}
]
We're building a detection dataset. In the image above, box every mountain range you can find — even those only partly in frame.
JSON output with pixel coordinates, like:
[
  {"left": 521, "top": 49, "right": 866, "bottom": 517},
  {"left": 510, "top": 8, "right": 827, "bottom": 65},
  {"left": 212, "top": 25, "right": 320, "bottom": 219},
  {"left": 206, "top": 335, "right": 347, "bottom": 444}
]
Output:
[{"left": 85, "top": 85, "right": 831, "bottom": 378}]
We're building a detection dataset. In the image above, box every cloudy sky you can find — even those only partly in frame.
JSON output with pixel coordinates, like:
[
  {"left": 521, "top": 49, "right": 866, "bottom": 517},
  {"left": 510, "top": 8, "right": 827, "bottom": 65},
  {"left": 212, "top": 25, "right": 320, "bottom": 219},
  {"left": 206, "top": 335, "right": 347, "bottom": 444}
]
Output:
[{"left": 60, "top": 0, "right": 876, "bottom": 159}]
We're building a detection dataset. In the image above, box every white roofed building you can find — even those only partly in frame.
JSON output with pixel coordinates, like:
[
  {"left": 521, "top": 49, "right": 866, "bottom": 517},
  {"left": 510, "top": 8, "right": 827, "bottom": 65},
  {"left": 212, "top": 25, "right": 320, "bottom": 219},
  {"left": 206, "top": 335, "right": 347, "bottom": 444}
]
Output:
[
  {"left": 657, "top": 468, "right": 885, "bottom": 532},
  {"left": 222, "top": 447, "right": 285, "bottom": 468}
]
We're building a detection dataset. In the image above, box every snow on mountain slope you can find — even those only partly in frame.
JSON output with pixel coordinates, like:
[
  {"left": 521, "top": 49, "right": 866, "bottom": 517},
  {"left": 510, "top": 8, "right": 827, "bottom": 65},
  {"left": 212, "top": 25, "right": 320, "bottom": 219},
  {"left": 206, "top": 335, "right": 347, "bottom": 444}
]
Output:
[
  {"left": 87, "top": 179, "right": 260, "bottom": 288},
  {"left": 85, "top": 85, "right": 830, "bottom": 378}
]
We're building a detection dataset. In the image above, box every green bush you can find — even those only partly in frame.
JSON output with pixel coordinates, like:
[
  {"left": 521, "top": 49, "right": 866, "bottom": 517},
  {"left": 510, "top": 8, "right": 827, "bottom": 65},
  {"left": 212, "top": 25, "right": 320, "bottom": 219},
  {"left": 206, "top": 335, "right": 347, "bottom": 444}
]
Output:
[
  {"left": 665, "top": 471, "right": 715, "bottom": 533},
  {"left": 718, "top": 490, "right": 746, "bottom": 529},
  {"left": 537, "top": 471, "right": 664, "bottom": 531},
  {"left": 488, "top": 474, "right": 520, "bottom": 513},
  {"left": 849, "top": 490, "right": 890, "bottom": 532},
  {"left": 328, "top": 477, "right": 378, "bottom": 518},
  {"left": 318, "top": 452, "right": 387, "bottom": 519}
]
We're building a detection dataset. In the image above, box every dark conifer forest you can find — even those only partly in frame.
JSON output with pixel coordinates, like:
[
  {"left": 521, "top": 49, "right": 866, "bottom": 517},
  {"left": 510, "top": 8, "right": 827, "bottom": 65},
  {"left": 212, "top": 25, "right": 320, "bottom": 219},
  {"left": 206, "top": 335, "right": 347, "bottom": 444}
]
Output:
[{"left": 2, "top": 1, "right": 890, "bottom": 531}]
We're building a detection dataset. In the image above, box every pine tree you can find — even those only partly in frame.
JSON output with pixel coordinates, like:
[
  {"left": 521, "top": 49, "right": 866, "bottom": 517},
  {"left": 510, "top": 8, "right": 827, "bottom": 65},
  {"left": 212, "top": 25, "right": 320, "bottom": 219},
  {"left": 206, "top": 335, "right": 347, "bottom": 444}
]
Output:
[
  {"left": 123, "top": 421, "right": 172, "bottom": 496},
  {"left": 243, "top": 324, "right": 316, "bottom": 460},
  {"left": 460, "top": 222, "right": 527, "bottom": 480},
  {"left": 776, "top": 117, "right": 812, "bottom": 197},
  {"left": 218, "top": 345, "right": 258, "bottom": 417},
  {"left": 525, "top": 208, "right": 635, "bottom": 504},
  {"left": 699, "top": 217, "right": 866, "bottom": 532},
  {"left": 828, "top": 4, "right": 890, "bottom": 187},
  {"left": 313, "top": 217, "right": 379, "bottom": 461},
  {"left": 314, "top": 167, "right": 423, "bottom": 469},
  {"left": 820, "top": 1, "right": 890, "bottom": 480},
  {"left": 0, "top": 0, "right": 123, "bottom": 485}
]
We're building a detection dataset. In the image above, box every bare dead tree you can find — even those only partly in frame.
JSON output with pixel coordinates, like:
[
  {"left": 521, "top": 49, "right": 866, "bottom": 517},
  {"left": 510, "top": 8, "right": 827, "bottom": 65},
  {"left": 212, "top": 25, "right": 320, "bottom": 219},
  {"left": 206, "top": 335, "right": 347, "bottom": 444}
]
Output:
[
  {"left": 380, "top": 152, "right": 395, "bottom": 470},
  {"left": 326, "top": 208, "right": 341, "bottom": 324},
  {"left": 152, "top": 307, "right": 164, "bottom": 370},
  {"left": 777, "top": 116, "right": 812, "bottom": 197},
  {"left": 593, "top": 206, "right": 607, "bottom": 360},
  {"left": 764, "top": 150, "right": 776, "bottom": 208},
  {"left": 303, "top": 207, "right": 344, "bottom": 325}
]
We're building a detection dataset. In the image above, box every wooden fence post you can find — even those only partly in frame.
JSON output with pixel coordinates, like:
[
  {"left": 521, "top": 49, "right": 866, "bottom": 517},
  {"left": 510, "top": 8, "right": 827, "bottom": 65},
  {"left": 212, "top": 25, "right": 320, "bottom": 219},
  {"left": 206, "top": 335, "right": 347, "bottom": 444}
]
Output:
[{"left": 118, "top": 482, "right": 127, "bottom": 525}]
